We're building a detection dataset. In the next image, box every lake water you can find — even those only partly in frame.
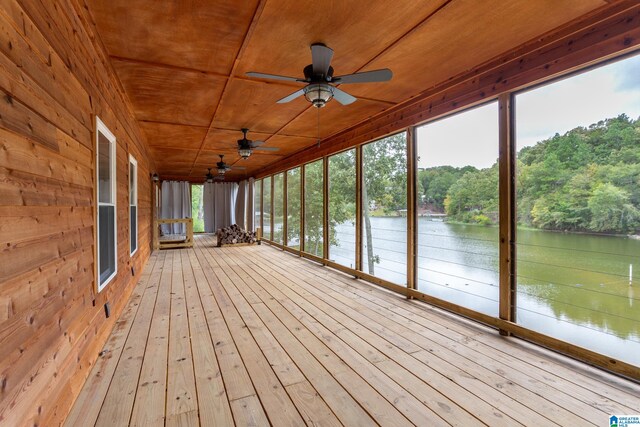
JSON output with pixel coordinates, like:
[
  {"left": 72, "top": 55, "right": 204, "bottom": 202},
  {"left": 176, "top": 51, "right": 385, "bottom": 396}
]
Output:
[{"left": 329, "top": 217, "right": 640, "bottom": 366}]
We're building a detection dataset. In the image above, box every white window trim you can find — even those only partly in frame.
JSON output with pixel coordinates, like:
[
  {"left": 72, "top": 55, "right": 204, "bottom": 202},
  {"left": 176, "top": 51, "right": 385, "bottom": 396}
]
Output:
[
  {"left": 96, "top": 116, "right": 117, "bottom": 292},
  {"left": 129, "top": 154, "right": 138, "bottom": 256}
]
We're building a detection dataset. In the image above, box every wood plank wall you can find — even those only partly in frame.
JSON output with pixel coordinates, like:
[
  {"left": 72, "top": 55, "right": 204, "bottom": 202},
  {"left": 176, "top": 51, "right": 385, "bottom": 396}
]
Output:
[{"left": 0, "top": 0, "right": 155, "bottom": 425}]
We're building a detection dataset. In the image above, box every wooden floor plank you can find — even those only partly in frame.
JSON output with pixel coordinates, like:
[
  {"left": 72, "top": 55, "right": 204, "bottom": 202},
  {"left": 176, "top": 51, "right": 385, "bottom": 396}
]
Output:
[
  {"left": 128, "top": 249, "right": 174, "bottom": 426},
  {"left": 254, "top": 244, "right": 640, "bottom": 419},
  {"left": 247, "top": 251, "right": 581, "bottom": 425},
  {"left": 93, "top": 251, "right": 166, "bottom": 427},
  {"left": 65, "top": 235, "right": 640, "bottom": 426},
  {"left": 281, "top": 245, "right": 640, "bottom": 409},
  {"left": 182, "top": 249, "right": 234, "bottom": 426},
  {"left": 230, "top": 395, "right": 271, "bottom": 427},
  {"left": 188, "top": 249, "right": 257, "bottom": 404},
  {"left": 285, "top": 380, "right": 343, "bottom": 427},
  {"left": 194, "top": 243, "right": 306, "bottom": 427},
  {"left": 166, "top": 249, "right": 198, "bottom": 424},
  {"left": 206, "top": 244, "right": 417, "bottom": 427},
  {"left": 221, "top": 246, "right": 487, "bottom": 426},
  {"left": 64, "top": 251, "right": 160, "bottom": 427}
]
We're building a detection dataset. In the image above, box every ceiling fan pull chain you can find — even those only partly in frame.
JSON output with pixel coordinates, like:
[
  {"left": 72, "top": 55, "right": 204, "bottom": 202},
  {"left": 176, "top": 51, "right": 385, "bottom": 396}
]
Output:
[{"left": 317, "top": 106, "right": 321, "bottom": 148}]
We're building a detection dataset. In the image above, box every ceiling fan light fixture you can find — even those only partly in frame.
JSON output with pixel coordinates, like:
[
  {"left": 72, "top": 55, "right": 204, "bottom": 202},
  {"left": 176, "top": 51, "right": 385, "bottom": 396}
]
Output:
[
  {"left": 304, "top": 83, "right": 333, "bottom": 108},
  {"left": 238, "top": 147, "right": 252, "bottom": 159}
]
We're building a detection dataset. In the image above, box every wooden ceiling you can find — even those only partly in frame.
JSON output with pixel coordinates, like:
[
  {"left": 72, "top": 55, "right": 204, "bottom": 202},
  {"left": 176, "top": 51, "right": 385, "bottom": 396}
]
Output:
[{"left": 86, "top": 0, "right": 608, "bottom": 181}]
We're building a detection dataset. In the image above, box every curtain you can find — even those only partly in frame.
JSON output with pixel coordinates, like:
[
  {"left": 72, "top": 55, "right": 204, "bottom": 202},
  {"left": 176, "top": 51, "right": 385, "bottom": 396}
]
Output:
[
  {"left": 203, "top": 182, "right": 215, "bottom": 233},
  {"left": 235, "top": 180, "right": 247, "bottom": 230},
  {"left": 203, "top": 182, "right": 238, "bottom": 232},
  {"left": 160, "top": 181, "right": 191, "bottom": 234},
  {"left": 246, "top": 177, "right": 255, "bottom": 231}
]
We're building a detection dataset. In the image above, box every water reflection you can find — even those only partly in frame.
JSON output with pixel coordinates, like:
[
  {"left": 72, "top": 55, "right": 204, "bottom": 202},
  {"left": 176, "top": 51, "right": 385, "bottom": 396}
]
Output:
[{"left": 333, "top": 217, "right": 640, "bottom": 366}]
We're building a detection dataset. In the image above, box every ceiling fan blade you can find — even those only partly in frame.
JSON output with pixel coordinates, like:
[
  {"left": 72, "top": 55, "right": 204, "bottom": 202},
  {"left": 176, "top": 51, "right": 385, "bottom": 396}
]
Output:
[
  {"left": 311, "top": 44, "right": 333, "bottom": 76},
  {"left": 250, "top": 140, "right": 266, "bottom": 147},
  {"left": 334, "top": 68, "right": 393, "bottom": 84},
  {"left": 246, "top": 72, "right": 302, "bottom": 82},
  {"left": 231, "top": 166, "right": 247, "bottom": 170},
  {"left": 332, "top": 87, "right": 357, "bottom": 105},
  {"left": 277, "top": 88, "right": 305, "bottom": 104},
  {"left": 254, "top": 146, "right": 280, "bottom": 152}
]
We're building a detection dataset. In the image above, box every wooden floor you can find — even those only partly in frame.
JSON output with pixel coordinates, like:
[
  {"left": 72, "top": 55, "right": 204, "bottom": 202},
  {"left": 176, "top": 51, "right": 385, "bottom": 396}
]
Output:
[{"left": 65, "top": 234, "right": 640, "bottom": 427}]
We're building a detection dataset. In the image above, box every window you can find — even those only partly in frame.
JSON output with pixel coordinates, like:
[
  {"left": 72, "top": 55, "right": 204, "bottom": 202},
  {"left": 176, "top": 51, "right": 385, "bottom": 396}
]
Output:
[
  {"left": 96, "top": 117, "right": 117, "bottom": 291},
  {"left": 263, "top": 176, "right": 272, "bottom": 239},
  {"left": 129, "top": 155, "right": 138, "bottom": 256},
  {"left": 304, "top": 160, "right": 324, "bottom": 256},
  {"left": 328, "top": 150, "right": 356, "bottom": 268},
  {"left": 273, "top": 173, "right": 284, "bottom": 244},
  {"left": 416, "top": 102, "right": 500, "bottom": 316},
  {"left": 191, "top": 184, "right": 204, "bottom": 233},
  {"left": 362, "top": 133, "right": 407, "bottom": 285},
  {"left": 515, "top": 54, "right": 640, "bottom": 365},
  {"left": 287, "top": 168, "right": 301, "bottom": 248},
  {"left": 254, "top": 179, "right": 262, "bottom": 234}
]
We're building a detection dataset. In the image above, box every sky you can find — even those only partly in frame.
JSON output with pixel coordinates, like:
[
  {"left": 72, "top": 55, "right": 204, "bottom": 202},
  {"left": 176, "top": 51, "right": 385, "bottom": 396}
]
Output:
[{"left": 417, "top": 53, "right": 640, "bottom": 169}]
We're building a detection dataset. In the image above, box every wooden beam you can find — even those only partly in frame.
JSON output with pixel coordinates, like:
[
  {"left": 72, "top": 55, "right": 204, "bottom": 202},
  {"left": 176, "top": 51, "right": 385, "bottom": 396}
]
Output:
[
  {"left": 406, "top": 127, "right": 417, "bottom": 295},
  {"left": 323, "top": 156, "right": 329, "bottom": 263},
  {"left": 355, "top": 146, "right": 363, "bottom": 273},
  {"left": 300, "top": 165, "right": 305, "bottom": 254},
  {"left": 260, "top": 178, "right": 264, "bottom": 235},
  {"left": 498, "top": 93, "right": 516, "bottom": 334},
  {"left": 283, "top": 171, "right": 288, "bottom": 247},
  {"left": 270, "top": 175, "right": 274, "bottom": 241}
]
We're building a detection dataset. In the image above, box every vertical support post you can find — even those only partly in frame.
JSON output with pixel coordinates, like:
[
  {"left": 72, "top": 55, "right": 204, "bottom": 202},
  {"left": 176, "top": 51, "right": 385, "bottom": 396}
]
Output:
[
  {"left": 283, "top": 171, "right": 288, "bottom": 247},
  {"left": 260, "top": 179, "right": 264, "bottom": 236},
  {"left": 499, "top": 93, "right": 517, "bottom": 334},
  {"left": 355, "top": 145, "right": 363, "bottom": 274},
  {"left": 323, "top": 156, "right": 329, "bottom": 264},
  {"left": 300, "top": 165, "right": 306, "bottom": 255},
  {"left": 270, "top": 175, "right": 274, "bottom": 241},
  {"left": 151, "top": 181, "right": 158, "bottom": 250},
  {"left": 406, "top": 127, "right": 418, "bottom": 296}
]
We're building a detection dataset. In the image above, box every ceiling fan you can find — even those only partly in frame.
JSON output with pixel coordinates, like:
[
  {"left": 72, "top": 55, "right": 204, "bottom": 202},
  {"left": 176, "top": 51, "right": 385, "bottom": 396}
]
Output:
[
  {"left": 237, "top": 128, "right": 280, "bottom": 159},
  {"left": 246, "top": 43, "right": 392, "bottom": 108},
  {"left": 216, "top": 155, "right": 245, "bottom": 176},
  {"left": 205, "top": 168, "right": 223, "bottom": 183}
]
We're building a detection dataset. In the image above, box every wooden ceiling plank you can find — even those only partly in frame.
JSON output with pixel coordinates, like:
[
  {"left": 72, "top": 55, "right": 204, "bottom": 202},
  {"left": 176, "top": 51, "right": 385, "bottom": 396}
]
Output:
[
  {"left": 108, "top": 55, "right": 231, "bottom": 80},
  {"left": 253, "top": 1, "right": 640, "bottom": 178},
  {"left": 245, "top": 0, "right": 454, "bottom": 160},
  {"left": 188, "top": 0, "right": 270, "bottom": 179}
]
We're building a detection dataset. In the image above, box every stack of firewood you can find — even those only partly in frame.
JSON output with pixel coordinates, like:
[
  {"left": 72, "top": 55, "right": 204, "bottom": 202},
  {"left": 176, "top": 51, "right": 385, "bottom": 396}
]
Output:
[{"left": 216, "top": 224, "right": 258, "bottom": 246}]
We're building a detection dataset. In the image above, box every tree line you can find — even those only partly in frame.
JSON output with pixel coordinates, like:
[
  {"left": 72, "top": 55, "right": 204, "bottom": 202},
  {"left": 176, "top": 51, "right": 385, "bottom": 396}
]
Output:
[{"left": 420, "top": 114, "right": 640, "bottom": 233}]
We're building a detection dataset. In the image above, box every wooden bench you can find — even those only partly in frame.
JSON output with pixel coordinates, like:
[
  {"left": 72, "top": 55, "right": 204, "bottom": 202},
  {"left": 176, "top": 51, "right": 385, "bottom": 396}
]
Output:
[{"left": 153, "top": 218, "right": 194, "bottom": 250}]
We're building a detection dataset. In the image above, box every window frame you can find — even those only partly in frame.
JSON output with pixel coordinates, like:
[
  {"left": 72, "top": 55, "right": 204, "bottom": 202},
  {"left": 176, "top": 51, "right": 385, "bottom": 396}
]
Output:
[
  {"left": 129, "top": 154, "right": 138, "bottom": 256},
  {"left": 96, "top": 116, "right": 118, "bottom": 292}
]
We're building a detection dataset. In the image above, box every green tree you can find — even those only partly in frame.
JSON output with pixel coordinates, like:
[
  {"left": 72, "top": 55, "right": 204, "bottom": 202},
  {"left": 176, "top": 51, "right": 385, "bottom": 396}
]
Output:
[
  {"left": 588, "top": 183, "right": 639, "bottom": 232},
  {"left": 286, "top": 168, "right": 301, "bottom": 247},
  {"left": 191, "top": 184, "right": 204, "bottom": 232},
  {"left": 304, "top": 160, "right": 324, "bottom": 256},
  {"left": 445, "top": 165, "right": 498, "bottom": 224},
  {"left": 362, "top": 133, "right": 407, "bottom": 274}
]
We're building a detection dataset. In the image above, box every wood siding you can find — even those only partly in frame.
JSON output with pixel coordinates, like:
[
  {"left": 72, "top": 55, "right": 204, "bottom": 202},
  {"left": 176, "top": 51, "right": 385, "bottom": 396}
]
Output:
[{"left": 0, "top": 1, "right": 154, "bottom": 425}]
